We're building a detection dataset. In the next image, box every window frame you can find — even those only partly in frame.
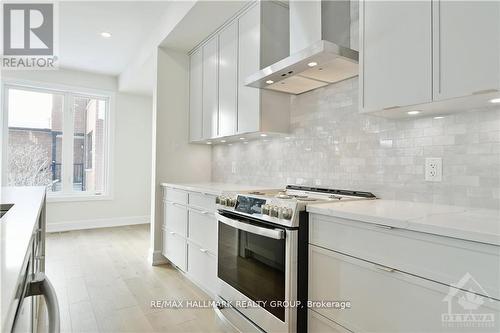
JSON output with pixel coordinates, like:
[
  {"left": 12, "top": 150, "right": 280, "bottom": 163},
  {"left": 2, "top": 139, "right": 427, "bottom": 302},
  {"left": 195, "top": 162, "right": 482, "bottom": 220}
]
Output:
[{"left": 1, "top": 79, "right": 115, "bottom": 202}]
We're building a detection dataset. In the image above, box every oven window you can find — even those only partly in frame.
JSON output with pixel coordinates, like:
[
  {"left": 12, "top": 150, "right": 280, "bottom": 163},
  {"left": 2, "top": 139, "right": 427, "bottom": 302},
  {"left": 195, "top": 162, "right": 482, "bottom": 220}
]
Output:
[{"left": 218, "top": 221, "right": 286, "bottom": 321}]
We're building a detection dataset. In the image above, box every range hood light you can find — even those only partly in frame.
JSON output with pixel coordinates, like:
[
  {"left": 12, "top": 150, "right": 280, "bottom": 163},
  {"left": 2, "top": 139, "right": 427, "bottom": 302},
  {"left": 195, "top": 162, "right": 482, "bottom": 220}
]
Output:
[
  {"left": 308, "top": 62, "right": 318, "bottom": 67},
  {"left": 266, "top": 80, "right": 274, "bottom": 84}
]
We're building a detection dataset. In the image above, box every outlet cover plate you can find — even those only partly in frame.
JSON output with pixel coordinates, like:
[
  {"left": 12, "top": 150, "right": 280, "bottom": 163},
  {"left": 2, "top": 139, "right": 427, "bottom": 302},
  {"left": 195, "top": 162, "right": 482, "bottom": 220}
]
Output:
[{"left": 425, "top": 157, "right": 442, "bottom": 182}]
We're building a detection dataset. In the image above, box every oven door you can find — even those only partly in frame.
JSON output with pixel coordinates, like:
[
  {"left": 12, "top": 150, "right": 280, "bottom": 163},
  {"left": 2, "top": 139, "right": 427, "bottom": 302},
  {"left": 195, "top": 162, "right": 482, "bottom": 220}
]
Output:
[{"left": 216, "top": 212, "right": 297, "bottom": 333}]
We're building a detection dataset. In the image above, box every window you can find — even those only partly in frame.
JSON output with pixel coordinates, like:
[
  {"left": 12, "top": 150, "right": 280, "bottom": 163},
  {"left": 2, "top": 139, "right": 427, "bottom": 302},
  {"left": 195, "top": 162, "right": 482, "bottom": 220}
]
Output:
[{"left": 4, "top": 84, "right": 111, "bottom": 198}]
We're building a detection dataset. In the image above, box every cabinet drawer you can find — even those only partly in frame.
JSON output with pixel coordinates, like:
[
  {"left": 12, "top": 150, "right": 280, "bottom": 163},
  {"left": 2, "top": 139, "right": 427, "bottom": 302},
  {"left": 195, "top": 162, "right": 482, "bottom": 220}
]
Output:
[
  {"left": 165, "top": 187, "right": 188, "bottom": 204},
  {"left": 188, "top": 209, "right": 216, "bottom": 254},
  {"left": 308, "top": 310, "right": 350, "bottom": 333},
  {"left": 162, "top": 228, "right": 187, "bottom": 271},
  {"left": 310, "top": 214, "right": 500, "bottom": 300},
  {"left": 309, "top": 245, "right": 500, "bottom": 332},
  {"left": 164, "top": 201, "right": 188, "bottom": 237},
  {"left": 187, "top": 241, "right": 218, "bottom": 296},
  {"left": 188, "top": 192, "right": 216, "bottom": 212}
]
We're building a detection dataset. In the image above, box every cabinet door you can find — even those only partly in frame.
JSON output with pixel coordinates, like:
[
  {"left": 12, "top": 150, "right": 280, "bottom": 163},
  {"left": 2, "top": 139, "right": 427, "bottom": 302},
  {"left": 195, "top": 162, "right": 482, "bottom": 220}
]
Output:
[
  {"left": 218, "top": 21, "right": 238, "bottom": 137},
  {"left": 361, "top": 1, "right": 432, "bottom": 113},
  {"left": 237, "top": 4, "right": 260, "bottom": 134},
  {"left": 433, "top": 1, "right": 500, "bottom": 100},
  {"left": 309, "top": 245, "right": 500, "bottom": 332},
  {"left": 189, "top": 48, "right": 203, "bottom": 142},
  {"left": 202, "top": 36, "right": 219, "bottom": 138},
  {"left": 187, "top": 241, "right": 218, "bottom": 295},
  {"left": 162, "top": 228, "right": 187, "bottom": 271}
]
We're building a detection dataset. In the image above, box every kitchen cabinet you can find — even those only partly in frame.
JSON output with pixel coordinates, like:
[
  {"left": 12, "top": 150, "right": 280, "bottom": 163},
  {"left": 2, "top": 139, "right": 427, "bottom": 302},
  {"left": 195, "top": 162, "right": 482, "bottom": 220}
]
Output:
[
  {"left": 162, "top": 185, "right": 218, "bottom": 295},
  {"left": 237, "top": 3, "right": 261, "bottom": 133},
  {"left": 360, "top": 0, "right": 500, "bottom": 118},
  {"left": 360, "top": 0, "right": 432, "bottom": 113},
  {"left": 218, "top": 21, "right": 238, "bottom": 137},
  {"left": 202, "top": 36, "right": 219, "bottom": 139},
  {"left": 188, "top": 1, "right": 290, "bottom": 143},
  {"left": 308, "top": 212, "right": 500, "bottom": 332},
  {"left": 189, "top": 48, "right": 203, "bottom": 142},
  {"left": 433, "top": 1, "right": 500, "bottom": 101},
  {"left": 237, "top": 1, "right": 290, "bottom": 135}
]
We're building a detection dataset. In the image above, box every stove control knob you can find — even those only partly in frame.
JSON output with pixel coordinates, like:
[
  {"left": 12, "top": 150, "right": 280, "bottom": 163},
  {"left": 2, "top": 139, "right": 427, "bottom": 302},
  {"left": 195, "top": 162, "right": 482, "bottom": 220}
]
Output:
[
  {"left": 228, "top": 198, "right": 236, "bottom": 207},
  {"left": 282, "top": 208, "right": 293, "bottom": 220},
  {"left": 220, "top": 197, "right": 228, "bottom": 206},
  {"left": 261, "top": 204, "right": 270, "bottom": 215},
  {"left": 271, "top": 206, "right": 280, "bottom": 218},
  {"left": 215, "top": 196, "right": 221, "bottom": 204}
]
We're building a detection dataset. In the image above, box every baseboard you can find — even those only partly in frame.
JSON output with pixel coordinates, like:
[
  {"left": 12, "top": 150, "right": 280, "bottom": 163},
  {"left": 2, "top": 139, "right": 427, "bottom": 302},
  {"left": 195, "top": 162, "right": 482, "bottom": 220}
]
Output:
[
  {"left": 149, "top": 249, "right": 169, "bottom": 266},
  {"left": 47, "top": 215, "right": 150, "bottom": 232}
]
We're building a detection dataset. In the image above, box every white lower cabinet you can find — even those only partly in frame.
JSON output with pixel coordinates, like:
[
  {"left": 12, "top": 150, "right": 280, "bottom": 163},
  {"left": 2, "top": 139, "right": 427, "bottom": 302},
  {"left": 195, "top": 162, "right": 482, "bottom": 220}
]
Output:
[
  {"left": 309, "top": 244, "right": 500, "bottom": 332},
  {"left": 162, "top": 186, "right": 218, "bottom": 297},
  {"left": 188, "top": 209, "right": 217, "bottom": 254},
  {"left": 187, "top": 241, "right": 218, "bottom": 296},
  {"left": 162, "top": 227, "right": 187, "bottom": 272},
  {"left": 308, "top": 310, "right": 350, "bottom": 333}
]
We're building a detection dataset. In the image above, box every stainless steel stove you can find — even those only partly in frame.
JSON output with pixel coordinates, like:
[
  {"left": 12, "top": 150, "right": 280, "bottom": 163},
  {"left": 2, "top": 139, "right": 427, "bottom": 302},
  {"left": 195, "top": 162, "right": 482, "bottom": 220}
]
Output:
[{"left": 214, "top": 185, "right": 376, "bottom": 333}]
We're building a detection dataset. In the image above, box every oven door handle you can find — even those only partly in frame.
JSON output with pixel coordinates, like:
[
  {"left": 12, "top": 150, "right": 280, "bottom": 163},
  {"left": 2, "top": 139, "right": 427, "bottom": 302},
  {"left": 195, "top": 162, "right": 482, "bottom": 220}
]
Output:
[{"left": 216, "top": 213, "right": 284, "bottom": 240}]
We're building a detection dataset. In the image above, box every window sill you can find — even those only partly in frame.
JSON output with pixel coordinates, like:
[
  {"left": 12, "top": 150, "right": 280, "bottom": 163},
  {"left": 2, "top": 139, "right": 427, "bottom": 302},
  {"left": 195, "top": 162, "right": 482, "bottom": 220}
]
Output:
[{"left": 47, "top": 193, "right": 112, "bottom": 203}]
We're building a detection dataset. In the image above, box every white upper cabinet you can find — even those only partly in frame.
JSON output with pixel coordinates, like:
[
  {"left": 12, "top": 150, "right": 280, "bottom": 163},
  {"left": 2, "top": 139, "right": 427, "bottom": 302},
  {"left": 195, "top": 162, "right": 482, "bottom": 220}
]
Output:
[
  {"left": 202, "top": 36, "right": 219, "bottom": 139},
  {"left": 433, "top": 1, "right": 500, "bottom": 101},
  {"left": 360, "top": 0, "right": 500, "bottom": 117},
  {"left": 360, "top": 0, "right": 432, "bottom": 113},
  {"left": 188, "top": 1, "right": 290, "bottom": 142},
  {"left": 218, "top": 21, "right": 238, "bottom": 137},
  {"left": 189, "top": 48, "right": 203, "bottom": 142},
  {"left": 237, "top": 4, "right": 261, "bottom": 134}
]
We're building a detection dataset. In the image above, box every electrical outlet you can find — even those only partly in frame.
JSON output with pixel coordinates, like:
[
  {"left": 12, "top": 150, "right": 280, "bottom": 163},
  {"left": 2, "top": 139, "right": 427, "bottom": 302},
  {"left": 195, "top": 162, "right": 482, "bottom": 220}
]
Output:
[{"left": 425, "top": 158, "right": 442, "bottom": 182}]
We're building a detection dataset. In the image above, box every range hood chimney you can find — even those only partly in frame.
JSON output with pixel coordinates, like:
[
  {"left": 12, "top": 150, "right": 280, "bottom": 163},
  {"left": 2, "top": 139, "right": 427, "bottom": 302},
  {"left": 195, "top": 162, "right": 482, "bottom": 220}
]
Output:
[{"left": 244, "top": 0, "right": 358, "bottom": 95}]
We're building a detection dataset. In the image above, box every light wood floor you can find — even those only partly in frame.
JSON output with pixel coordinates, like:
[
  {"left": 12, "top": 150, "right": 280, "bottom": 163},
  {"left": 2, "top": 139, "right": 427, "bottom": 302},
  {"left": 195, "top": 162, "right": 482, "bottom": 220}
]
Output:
[{"left": 44, "top": 224, "right": 230, "bottom": 333}]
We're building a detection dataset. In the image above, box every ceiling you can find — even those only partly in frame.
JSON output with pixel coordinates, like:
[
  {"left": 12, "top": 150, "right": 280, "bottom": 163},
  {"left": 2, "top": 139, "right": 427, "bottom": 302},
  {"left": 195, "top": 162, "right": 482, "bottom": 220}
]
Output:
[{"left": 59, "top": 1, "right": 171, "bottom": 76}]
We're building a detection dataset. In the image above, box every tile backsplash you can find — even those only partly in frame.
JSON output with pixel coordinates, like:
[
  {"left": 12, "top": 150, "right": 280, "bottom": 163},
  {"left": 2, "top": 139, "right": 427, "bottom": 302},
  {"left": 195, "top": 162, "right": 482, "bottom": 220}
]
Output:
[{"left": 212, "top": 78, "right": 500, "bottom": 209}]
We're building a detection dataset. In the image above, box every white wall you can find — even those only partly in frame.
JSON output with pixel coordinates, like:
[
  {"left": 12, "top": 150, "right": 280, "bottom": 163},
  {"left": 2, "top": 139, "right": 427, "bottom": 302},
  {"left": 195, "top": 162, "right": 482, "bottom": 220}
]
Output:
[
  {"left": 1, "top": 69, "right": 153, "bottom": 231},
  {"left": 149, "top": 47, "right": 211, "bottom": 263}
]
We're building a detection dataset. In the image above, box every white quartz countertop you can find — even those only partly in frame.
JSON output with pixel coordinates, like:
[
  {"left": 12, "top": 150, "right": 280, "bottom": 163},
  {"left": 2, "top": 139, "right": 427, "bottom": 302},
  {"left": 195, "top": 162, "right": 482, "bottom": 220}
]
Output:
[
  {"left": 1, "top": 186, "right": 46, "bottom": 331},
  {"left": 306, "top": 199, "right": 500, "bottom": 246},
  {"left": 160, "top": 182, "right": 276, "bottom": 196}
]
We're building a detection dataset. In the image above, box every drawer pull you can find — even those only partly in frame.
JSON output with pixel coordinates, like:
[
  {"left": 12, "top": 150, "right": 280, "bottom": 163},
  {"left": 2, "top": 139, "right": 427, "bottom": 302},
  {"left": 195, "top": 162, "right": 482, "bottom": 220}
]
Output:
[
  {"left": 472, "top": 89, "right": 498, "bottom": 95},
  {"left": 374, "top": 224, "right": 393, "bottom": 230},
  {"left": 169, "top": 231, "right": 176, "bottom": 235},
  {"left": 383, "top": 105, "right": 400, "bottom": 110},
  {"left": 199, "top": 248, "right": 208, "bottom": 253},
  {"left": 374, "top": 264, "right": 395, "bottom": 273}
]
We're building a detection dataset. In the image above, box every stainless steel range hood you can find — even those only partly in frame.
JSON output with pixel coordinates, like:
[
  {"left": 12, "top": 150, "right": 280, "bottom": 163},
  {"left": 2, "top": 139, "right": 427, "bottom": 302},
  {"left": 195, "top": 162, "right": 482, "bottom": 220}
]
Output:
[{"left": 244, "top": 0, "right": 358, "bottom": 95}]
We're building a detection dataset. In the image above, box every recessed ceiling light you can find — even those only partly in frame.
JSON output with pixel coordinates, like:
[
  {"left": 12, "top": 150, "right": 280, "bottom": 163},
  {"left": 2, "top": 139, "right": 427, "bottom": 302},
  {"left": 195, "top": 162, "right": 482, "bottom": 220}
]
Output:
[
  {"left": 308, "top": 62, "right": 318, "bottom": 67},
  {"left": 489, "top": 98, "right": 500, "bottom": 104},
  {"left": 407, "top": 110, "right": 421, "bottom": 115},
  {"left": 260, "top": 133, "right": 267, "bottom": 137},
  {"left": 100, "top": 32, "right": 112, "bottom": 38},
  {"left": 266, "top": 80, "right": 274, "bottom": 84},
  {"left": 433, "top": 116, "right": 445, "bottom": 119}
]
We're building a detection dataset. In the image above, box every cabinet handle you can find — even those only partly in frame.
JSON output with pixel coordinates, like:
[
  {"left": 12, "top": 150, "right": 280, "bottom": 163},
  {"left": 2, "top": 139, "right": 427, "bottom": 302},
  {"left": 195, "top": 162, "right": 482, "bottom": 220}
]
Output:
[
  {"left": 374, "top": 264, "right": 395, "bottom": 273},
  {"left": 374, "top": 224, "right": 394, "bottom": 230},
  {"left": 472, "top": 89, "right": 498, "bottom": 95},
  {"left": 382, "top": 105, "right": 400, "bottom": 111},
  {"left": 199, "top": 248, "right": 208, "bottom": 253},
  {"left": 169, "top": 231, "right": 176, "bottom": 235}
]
